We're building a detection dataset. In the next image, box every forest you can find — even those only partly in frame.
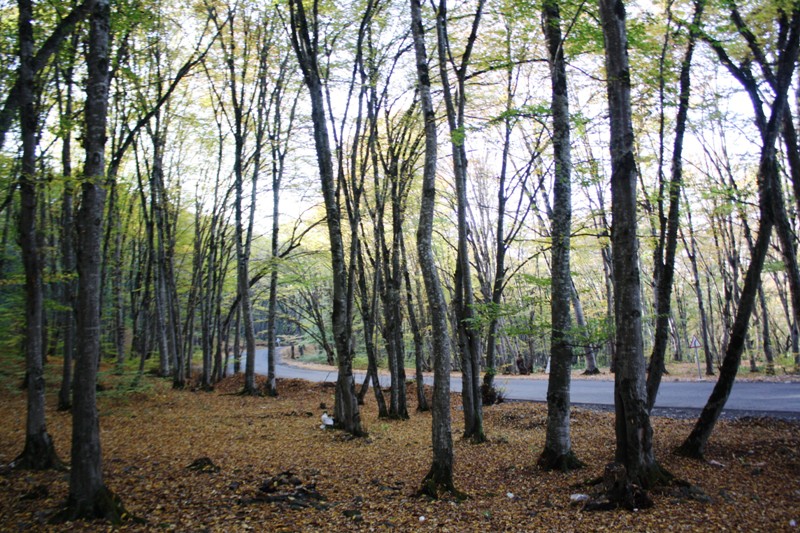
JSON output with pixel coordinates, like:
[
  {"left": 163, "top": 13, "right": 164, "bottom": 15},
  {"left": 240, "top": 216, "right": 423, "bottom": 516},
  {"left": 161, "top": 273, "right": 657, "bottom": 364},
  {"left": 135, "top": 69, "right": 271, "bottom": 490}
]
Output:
[{"left": 1, "top": 0, "right": 800, "bottom": 527}]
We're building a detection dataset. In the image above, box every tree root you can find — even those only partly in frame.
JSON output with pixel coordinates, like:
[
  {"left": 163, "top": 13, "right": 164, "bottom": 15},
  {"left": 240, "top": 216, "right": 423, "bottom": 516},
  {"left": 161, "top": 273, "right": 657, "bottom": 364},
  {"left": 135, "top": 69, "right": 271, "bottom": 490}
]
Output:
[
  {"left": 674, "top": 439, "right": 704, "bottom": 460},
  {"left": 537, "top": 448, "right": 585, "bottom": 472},
  {"left": 54, "top": 486, "right": 134, "bottom": 525},
  {"left": 418, "top": 465, "right": 466, "bottom": 501},
  {"left": 582, "top": 461, "right": 676, "bottom": 512},
  {"left": 583, "top": 463, "right": 653, "bottom": 512},
  {"left": 12, "top": 433, "right": 64, "bottom": 471}
]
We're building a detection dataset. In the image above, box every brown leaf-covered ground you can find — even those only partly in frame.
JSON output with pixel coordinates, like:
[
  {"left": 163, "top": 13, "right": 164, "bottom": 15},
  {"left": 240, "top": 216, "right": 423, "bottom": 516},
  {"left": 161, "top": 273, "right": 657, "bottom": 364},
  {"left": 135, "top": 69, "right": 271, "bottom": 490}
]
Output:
[{"left": 1, "top": 369, "right": 799, "bottom": 531}]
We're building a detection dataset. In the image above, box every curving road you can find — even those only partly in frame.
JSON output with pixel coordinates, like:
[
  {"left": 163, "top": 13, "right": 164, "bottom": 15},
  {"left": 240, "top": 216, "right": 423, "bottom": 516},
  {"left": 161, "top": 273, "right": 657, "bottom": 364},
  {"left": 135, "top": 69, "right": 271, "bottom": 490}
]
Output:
[{"left": 253, "top": 348, "right": 800, "bottom": 419}]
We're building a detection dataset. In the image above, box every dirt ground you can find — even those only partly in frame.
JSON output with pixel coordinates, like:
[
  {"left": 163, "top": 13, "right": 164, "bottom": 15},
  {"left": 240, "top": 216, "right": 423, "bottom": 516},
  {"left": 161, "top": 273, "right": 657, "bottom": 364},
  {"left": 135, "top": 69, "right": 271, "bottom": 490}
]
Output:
[{"left": 1, "top": 370, "right": 799, "bottom": 531}]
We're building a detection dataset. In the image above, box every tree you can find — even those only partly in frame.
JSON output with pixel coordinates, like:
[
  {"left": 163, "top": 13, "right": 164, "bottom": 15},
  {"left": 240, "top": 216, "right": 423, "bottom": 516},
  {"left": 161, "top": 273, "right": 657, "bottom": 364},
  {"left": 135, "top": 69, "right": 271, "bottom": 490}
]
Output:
[
  {"left": 645, "top": 0, "right": 705, "bottom": 411},
  {"left": 598, "top": 0, "right": 669, "bottom": 498},
  {"left": 287, "top": 0, "right": 364, "bottom": 435},
  {"left": 538, "top": 0, "right": 583, "bottom": 473},
  {"left": 435, "top": 0, "right": 486, "bottom": 443},
  {"left": 411, "top": 0, "right": 457, "bottom": 497},
  {"left": 265, "top": 51, "right": 299, "bottom": 397},
  {"left": 677, "top": 2, "right": 800, "bottom": 459},
  {"left": 63, "top": 0, "right": 126, "bottom": 521},
  {"left": 206, "top": 3, "right": 273, "bottom": 395},
  {"left": 0, "top": 0, "right": 93, "bottom": 151},
  {"left": 12, "top": 0, "right": 62, "bottom": 471},
  {"left": 55, "top": 29, "right": 80, "bottom": 412}
]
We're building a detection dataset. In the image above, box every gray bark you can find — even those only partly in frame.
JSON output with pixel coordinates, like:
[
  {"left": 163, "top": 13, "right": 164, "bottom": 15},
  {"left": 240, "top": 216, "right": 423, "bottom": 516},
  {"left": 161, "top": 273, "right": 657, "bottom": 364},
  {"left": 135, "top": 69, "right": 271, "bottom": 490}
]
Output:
[
  {"left": 14, "top": 0, "right": 62, "bottom": 470},
  {"left": 435, "top": 0, "right": 485, "bottom": 443},
  {"left": 539, "top": 0, "right": 581, "bottom": 472},
  {"left": 412, "top": 0, "right": 456, "bottom": 496},
  {"left": 646, "top": 0, "right": 704, "bottom": 411},
  {"left": 66, "top": 0, "right": 126, "bottom": 520},
  {"left": 599, "top": 0, "right": 665, "bottom": 488},
  {"left": 288, "top": 0, "right": 362, "bottom": 435}
]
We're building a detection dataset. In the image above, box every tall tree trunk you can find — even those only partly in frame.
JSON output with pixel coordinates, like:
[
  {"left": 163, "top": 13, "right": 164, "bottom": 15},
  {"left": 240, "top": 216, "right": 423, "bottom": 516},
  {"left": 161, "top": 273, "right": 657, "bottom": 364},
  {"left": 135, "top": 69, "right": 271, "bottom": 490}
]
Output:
[
  {"left": 14, "top": 0, "right": 62, "bottom": 470},
  {"left": 288, "top": 0, "right": 362, "bottom": 435},
  {"left": 264, "top": 56, "right": 297, "bottom": 397},
  {"left": 680, "top": 196, "right": 714, "bottom": 375},
  {"left": 377, "top": 192, "right": 409, "bottom": 419},
  {"left": 679, "top": 7, "right": 800, "bottom": 457},
  {"left": 412, "top": 0, "right": 457, "bottom": 497},
  {"left": 149, "top": 126, "right": 172, "bottom": 378},
  {"left": 435, "top": 0, "right": 486, "bottom": 443},
  {"left": 235, "top": 133, "right": 257, "bottom": 395},
  {"left": 401, "top": 231, "right": 429, "bottom": 412},
  {"left": 483, "top": 15, "right": 516, "bottom": 398},
  {"left": 356, "top": 243, "right": 388, "bottom": 417},
  {"left": 539, "top": 0, "right": 582, "bottom": 472},
  {"left": 57, "top": 33, "right": 78, "bottom": 412},
  {"left": 646, "top": 0, "right": 704, "bottom": 411},
  {"left": 66, "top": 0, "right": 126, "bottom": 520},
  {"left": 112, "top": 197, "right": 125, "bottom": 374},
  {"left": 599, "top": 0, "right": 667, "bottom": 493}
]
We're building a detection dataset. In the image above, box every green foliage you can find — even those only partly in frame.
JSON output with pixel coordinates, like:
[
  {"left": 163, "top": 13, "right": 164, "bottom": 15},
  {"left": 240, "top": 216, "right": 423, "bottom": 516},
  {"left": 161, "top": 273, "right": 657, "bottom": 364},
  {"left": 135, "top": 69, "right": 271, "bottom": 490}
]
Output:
[
  {"left": 568, "top": 316, "right": 615, "bottom": 352},
  {"left": 519, "top": 273, "right": 551, "bottom": 289},
  {"left": 0, "top": 286, "right": 24, "bottom": 360},
  {"left": 450, "top": 126, "right": 466, "bottom": 147},
  {"left": 486, "top": 103, "right": 551, "bottom": 127},
  {"left": 763, "top": 259, "right": 785, "bottom": 274}
]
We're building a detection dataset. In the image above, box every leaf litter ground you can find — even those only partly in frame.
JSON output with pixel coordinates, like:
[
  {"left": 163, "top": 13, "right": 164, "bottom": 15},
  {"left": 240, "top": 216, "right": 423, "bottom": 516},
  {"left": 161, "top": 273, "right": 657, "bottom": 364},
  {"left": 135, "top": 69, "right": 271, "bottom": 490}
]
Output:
[{"left": 1, "top": 373, "right": 799, "bottom": 531}]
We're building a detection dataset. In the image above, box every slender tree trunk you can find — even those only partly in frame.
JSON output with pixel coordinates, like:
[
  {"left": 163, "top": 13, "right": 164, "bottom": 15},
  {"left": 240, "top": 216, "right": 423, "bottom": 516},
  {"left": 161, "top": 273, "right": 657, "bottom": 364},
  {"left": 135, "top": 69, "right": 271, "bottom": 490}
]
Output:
[
  {"left": 678, "top": 219, "right": 774, "bottom": 458},
  {"left": 234, "top": 120, "right": 257, "bottom": 395},
  {"left": 646, "top": 0, "right": 703, "bottom": 411},
  {"left": 57, "top": 35, "right": 78, "bottom": 412},
  {"left": 288, "top": 0, "right": 362, "bottom": 435},
  {"left": 390, "top": 205, "right": 409, "bottom": 418},
  {"left": 356, "top": 244, "right": 388, "bottom": 417},
  {"left": 681, "top": 197, "right": 714, "bottom": 375},
  {"left": 483, "top": 19, "right": 514, "bottom": 399},
  {"left": 757, "top": 284, "right": 775, "bottom": 374},
  {"left": 412, "top": 0, "right": 457, "bottom": 497},
  {"left": 571, "top": 282, "right": 599, "bottom": 374},
  {"left": 112, "top": 199, "right": 125, "bottom": 374},
  {"left": 264, "top": 58, "right": 297, "bottom": 397},
  {"left": 599, "top": 0, "right": 667, "bottom": 493},
  {"left": 679, "top": 7, "right": 800, "bottom": 456},
  {"left": 149, "top": 127, "right": 171, "bottom": 378},
  {"left": 66, "top": 0, "right": 126, "bottom": 520},
  {"left": 435, "top": 0, "right": 486, "bottom": 443},
  {"left": 376, "top": 204, "right": 405, "bottom": 418},
  {"left": 539, "top": 0, "right": 582, "bottom": 472},
  {"left": 14, "top": 0, "right": 62, "bottom": 470},
  {"left": 401, "top": 232, "right": 429, "bottom": 412},
  {"left": 233, "top": 306, "right": 242, "bottom": 375}
]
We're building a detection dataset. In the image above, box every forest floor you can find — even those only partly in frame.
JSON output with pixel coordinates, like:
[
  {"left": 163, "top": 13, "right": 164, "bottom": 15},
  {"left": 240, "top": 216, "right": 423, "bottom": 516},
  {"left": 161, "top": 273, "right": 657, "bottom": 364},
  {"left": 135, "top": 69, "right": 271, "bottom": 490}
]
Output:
[{"left": 1, "top": 364, "right": 799, "bottom": 531}]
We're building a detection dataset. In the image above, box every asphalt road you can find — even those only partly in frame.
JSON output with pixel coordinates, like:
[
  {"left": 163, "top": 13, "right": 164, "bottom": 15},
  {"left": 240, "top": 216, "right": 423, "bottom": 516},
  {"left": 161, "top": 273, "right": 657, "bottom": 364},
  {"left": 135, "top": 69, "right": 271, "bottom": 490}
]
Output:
[{"left": 254, "top": 348, "right": 800, "bottom": 419}]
